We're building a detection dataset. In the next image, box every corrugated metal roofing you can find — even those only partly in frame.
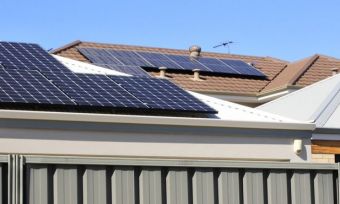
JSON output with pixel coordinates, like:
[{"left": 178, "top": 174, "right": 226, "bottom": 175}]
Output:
[{"left": 258, "top": 73, "right": 340, "bottom": 128}]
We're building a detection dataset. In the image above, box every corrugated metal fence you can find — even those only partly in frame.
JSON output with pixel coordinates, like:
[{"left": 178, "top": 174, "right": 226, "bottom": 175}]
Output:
[{"left": 2, "top": 155, "right": 340, "bottom": 204}]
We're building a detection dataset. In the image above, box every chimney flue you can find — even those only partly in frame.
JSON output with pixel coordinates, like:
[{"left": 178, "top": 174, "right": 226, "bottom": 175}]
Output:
[
  {"left": 331, "top": 68, "right": 338, "bottom": 76},
  {"left": 159, "top": 67, "right": 167, "bottom": 78},
  {"left": 192, "top": 69, "right": 201, "bottom": 81},
  {"left": 189, "top": 45, "right": 201, "bottom": 58}
]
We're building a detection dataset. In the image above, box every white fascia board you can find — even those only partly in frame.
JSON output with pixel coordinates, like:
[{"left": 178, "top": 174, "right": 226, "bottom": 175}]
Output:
[
  {"left": 0, "top": 109, "right": 315, "bottom": 131},
  {"left": 200, "top": 88, "right": 298, "bottom": 104}
]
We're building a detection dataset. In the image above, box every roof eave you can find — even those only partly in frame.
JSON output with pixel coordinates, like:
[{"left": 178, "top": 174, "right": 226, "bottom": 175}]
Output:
[{"left": 0, "top": 109, "right": 315, "bottom": 131}]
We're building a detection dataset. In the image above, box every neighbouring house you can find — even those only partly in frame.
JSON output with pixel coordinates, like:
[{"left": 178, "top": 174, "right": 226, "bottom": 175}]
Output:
[
  {"left": 258, "top": 73, "right": 340, "bottom": 163},
  {"left": 52, "top": 41, "right": 340, "bottom": 107}
]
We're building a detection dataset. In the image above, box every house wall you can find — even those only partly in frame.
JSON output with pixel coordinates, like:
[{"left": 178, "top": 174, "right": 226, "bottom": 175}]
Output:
[{"left": 0, "top": 118, "right": 312, "bottom": 162}]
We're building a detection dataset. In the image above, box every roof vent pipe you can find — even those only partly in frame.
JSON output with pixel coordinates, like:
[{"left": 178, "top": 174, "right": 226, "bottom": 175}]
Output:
[
  {"left": 193, "top": 69, "right": 201, "bottom": 81},
  {"left": 159, "top": 67, "right": 167, "bottom": 78},
  {"left": 331, "top": 68, "right": 339, "bottom": 76},
  {"left": 189, "top": 45, "right": 201, "bottom": 58}
]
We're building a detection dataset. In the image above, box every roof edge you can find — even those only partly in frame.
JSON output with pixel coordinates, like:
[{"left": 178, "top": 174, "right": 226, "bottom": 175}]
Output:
[
  {"left": 288, "top": 54, "right": 320, "bottom": 85},
  {"left": 50, "top": 40, "right": 82, "bottom": 54},
  {"left": 0, "top": 109, "right": 315, "bottom": 131}
]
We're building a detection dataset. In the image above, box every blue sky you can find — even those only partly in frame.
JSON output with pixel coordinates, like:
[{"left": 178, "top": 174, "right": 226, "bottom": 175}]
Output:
[{"left": 1, "top": 0, "right": 339, "bottom": 61}]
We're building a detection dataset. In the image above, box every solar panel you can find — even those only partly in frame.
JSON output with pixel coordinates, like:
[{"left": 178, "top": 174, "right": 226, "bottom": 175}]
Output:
[
  {"left": 94, "top": 64, "right": 151, "bottom": 77},
  {"left": 136, "top": 52, "right": 183, "bottom": 69},
  {"left": 78, "top": 47, "right": 266, "bottom": 77},
  {"left": 219, "top": 59, "right": 265, "bottom": 77},
  {"left": 78, "top": 48, "right": 123, "bottom": 65},
  {"left": 102, "top": 49, "right": 152, "bottom": 67},
  {"left": 0, "top": 42, "right": 70, "bottom": 72},
  {"left": 196, "top": 57, "right": 240, "bottom": 74},
  {"left": 42, "top": 71, "right": 148, "bottom": 108},
  {"left": 109, "top": 76, "right": 217, "bottom": 113},
  {"left": 0, "top": 69, "right": 75, "bottom": 105},
  {"left": 164, "top": 54, "right": 211, "bottom": 71}
]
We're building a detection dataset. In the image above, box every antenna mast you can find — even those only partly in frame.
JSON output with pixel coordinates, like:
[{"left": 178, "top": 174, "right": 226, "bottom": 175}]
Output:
[{"left": 213, "top": 41, "right": 237, "bottom": 54}]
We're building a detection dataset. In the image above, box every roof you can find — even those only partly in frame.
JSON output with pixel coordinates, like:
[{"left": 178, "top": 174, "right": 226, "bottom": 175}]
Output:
[
  {"left": 56, "top": 54, "right": 301, "bottom": 124},
  {"left": 52, "top": 41, "right": 340, "bottom": 97},
  {"left": 258, "top": 73, "right": 340, "bottom": 129},
  {"left": 190, "top": 91, "right": 299, "bottom": 123},
  {"left": 263, "top": 54, "right": 340, "bottom": 93},
  {"left": 52, "top": 41, "right": 287, "bottom": 95}
]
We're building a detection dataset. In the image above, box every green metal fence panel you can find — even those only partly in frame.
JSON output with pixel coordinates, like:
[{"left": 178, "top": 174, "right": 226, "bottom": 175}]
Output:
[
  {"left": 291, "top": 170, "right": 312, "bottom": 204},
  {"left": 218, "top": 169, "right": 240, "bottom": 204},
  {"left": 139, "top": 167, "right": 162, "bottom": 204},
  {"left": 267, "top": 170, "right": 288, "bottom": 204},
  {"left": 192, "top": 168, "right": 214, "bottom": 204},
  {"left": 53, "top": 165, "right": 78, "bottom": 204},
  {"left": 243, "top": 169, "right": 264, "bottom": 204},
  {"left": 83, "top": 166, "right": 107, "bottom": 204},
  {"left": 111, "top": 167, "right": 135, "bottom": 204},
  {"left": 19, "top": 155, "right": 340, "bottom": 204},
  {"left": 314, "top": 171, "right": 334, "bottom": 204},
  {"left": 166, "top": 168, "right": 189, "bottom": 204},
  {"left": 26, "top": 164, "right": 49, "bottom": 204}
]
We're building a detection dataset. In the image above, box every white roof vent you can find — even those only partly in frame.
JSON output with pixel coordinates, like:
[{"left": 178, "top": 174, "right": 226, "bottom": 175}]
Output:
[{"left": 189, "top": 45, "right": 201, "bottom": 58}]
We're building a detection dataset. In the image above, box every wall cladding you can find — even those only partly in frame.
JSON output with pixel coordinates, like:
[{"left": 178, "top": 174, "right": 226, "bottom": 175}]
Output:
[{"left": 2, "top": 155, "right": 340, "bottom": 204}]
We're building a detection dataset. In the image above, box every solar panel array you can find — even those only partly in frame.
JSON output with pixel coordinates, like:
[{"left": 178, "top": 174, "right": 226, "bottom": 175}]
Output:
[
  {"left": 78, "top": 47, "right": 265, "bottom": 77},
  {"left": 42, "top": 71, "right": 148, "bottom": 108},
  {"left": 0, "top": 42, "right": 70, "bottom": 72},
  {"left": 0, "top": 42, "right": 217, "bottom": 114},
  {"left": 0, "top": 69, "right": 75, "bottom": 105},
  {"left": 110, "top": 76, "right": 216, "bottom": 112}
]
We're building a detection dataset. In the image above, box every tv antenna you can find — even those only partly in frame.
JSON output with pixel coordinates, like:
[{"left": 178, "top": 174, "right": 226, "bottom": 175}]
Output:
[{"left": 213, "top": 41, "right": 237, "bottom": 54}]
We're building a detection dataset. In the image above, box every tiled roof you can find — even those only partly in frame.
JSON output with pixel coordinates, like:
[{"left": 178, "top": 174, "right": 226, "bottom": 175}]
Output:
[
  {"left": 52, "top": 41, "right": 287, "bottom": 95},
  {"left": 263, "top": 54, "right": 340, "bottom": 92},
  {"left": 52, "top": 40, "right": 340, "bottom": 96}
]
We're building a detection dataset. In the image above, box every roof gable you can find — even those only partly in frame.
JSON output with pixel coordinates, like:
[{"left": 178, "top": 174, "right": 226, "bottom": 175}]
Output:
[{"left": 258, "top": 73, "right": 340, "bottom": 128}]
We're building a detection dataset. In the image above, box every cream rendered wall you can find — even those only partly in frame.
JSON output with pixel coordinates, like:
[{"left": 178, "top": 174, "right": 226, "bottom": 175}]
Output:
[{"left": 0, "top": 120, "right": 311, "bottom": 162}]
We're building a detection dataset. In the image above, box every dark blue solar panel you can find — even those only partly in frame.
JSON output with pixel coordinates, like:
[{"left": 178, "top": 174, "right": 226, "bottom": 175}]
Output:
[
  {"left": 219, "top": 59, "right": 265, "bottom": 77},
  {"left": 110, "top": 76, "right": 217, "bottom": 113},
  {"left": 94, "top": 64, "right": 151, "bottom": 77},
  {"left": 136, "top": 52, "right": 183, "bottom": 69},
  {"left": 0, "top": 42, "right": 70, "bottom": 72},
  {"left": 78, "top": 48, "right": 123, "bottom": 65},
  {"left": 164, "top": 55, "right": 211, "bottom": 71},
  {"left": 78, "top": 47, "right": 266, "bottom": 77},
  {"left": 197, "top": 58, "right": 239, "bottom": 74},
  {"left": 42, "top": 71, "right": 148, "bottom": 108},
  {"left": 0, "top": 69, "right": 75, "bottom": 105}
]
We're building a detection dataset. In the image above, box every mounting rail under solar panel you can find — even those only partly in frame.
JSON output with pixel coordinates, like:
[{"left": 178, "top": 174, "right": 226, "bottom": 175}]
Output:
[
  {"left": 94, "top": 63, "right": 150, "bottom": 77},
  {"left": 109, "top": 76, "right": 217, "bottom": 113},
  {"left": 0, "top": 42, "right": 71, "bottom": 73},
  {"left": 0, "top": 69, "right": 75, "bottom": 105}
]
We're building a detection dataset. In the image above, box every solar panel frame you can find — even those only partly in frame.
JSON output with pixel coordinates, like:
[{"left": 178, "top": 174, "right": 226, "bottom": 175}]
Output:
[
  {"left": 0, "top": 68, "right": 75, "bottom": 105},
  {"left": 109, "top": 76, "right": 217, "bottom": 113}
]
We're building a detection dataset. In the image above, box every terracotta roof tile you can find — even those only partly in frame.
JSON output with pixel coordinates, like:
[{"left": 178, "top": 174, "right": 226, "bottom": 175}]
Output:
[
  {"left": 296, "top": 55, "right": 340, "bottom": 86},
  {"left": 52, "top": 41, "right": 288, "bottom": 95}
]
